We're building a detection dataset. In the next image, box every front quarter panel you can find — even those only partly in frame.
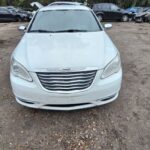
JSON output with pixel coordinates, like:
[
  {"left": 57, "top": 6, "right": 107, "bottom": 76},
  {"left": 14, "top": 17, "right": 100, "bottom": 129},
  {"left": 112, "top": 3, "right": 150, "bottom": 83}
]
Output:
[{"left": 103, "top": 32, "right": 118, "bottom": 66}]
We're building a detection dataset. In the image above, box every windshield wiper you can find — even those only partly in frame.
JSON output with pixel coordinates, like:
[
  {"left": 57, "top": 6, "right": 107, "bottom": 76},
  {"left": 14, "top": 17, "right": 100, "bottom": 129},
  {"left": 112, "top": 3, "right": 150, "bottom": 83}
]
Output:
[
  {"left": 29, "top": 29, "right": 88, "bottom": 33},
  {"left": 54, "top": 29, "right": 88, "bottom": 33},
  {"left": 29, "top": 30, "right": 54, "bottom": 33}
]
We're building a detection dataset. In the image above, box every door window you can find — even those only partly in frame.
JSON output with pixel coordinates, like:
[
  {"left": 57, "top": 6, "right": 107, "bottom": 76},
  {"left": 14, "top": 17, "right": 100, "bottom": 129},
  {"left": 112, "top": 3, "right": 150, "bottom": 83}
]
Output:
[
  {"left": 0, "top": 9, "right": 9, "bottom": 14},
  {"left": 111, "top": 5, "right": 119, "bottom": 11},
  {"left": 101, "top": 4, "right": 110, "bottom": 11}
]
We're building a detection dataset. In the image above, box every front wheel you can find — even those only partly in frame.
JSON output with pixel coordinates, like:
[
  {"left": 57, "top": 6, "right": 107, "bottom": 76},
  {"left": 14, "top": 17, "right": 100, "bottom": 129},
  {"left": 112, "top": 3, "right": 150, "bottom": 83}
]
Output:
[
  {"left": 97, "top": 14, "right": 103, "bottom": 22},
  {"left": 147, "top": 16, "right": 150, "bottom": 23},
  {"left": 16, "top": 17, "right": 22, "bottom": 22},
  {"left": 135, "top": 17, "right": 143, "bottom": 23},
  {"left": 122, "top": 15, "right": 129, "bottom": 22}
]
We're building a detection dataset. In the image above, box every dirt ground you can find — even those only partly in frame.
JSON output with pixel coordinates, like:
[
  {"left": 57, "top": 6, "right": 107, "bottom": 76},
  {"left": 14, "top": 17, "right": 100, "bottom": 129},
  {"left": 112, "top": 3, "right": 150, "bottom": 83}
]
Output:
[{"left": 0, "top": 22, "right": 150, "bottom": 150}]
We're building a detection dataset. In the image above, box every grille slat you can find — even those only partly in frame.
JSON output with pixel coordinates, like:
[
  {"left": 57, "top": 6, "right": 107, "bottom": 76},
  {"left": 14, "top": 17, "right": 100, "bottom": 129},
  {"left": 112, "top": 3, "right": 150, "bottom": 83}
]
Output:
[
  {"left": 44, "top": 84, "right": 91, "bottom": 89},
  {"left": 39, "top": 78, "right": 93, "bottom": 84},
  {"left": 38, "top": 74, "right": 95, "bottom": 80},
  {"left": 37, "top": 71, "right": 95, "bottom": 76},
  {"left": 42, "top": 82, "right": 92, "bottom": 87},
  {"left": 44, "top": 86, "right": 91, "bottom": 91},
  {"left": 37, "top": 70, "right": 96, "bottom": 92}
]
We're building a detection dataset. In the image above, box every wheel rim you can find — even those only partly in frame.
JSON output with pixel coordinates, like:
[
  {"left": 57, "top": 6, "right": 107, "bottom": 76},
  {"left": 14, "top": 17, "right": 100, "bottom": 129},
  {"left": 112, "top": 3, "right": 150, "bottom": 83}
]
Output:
[
  {"left": 139, "top": 18, "right": 142, "bottom": 22},
  {"left": 17, "top": 17, "right": 21, "bottom": 22},
  {"left": 122, "top": 15, "right": 128, "bottom": 22},
  {"left": 137, "top": 17, "right": 143, "bottom": 22},
  {"left": 98, "top": 15, "right": 102, "bottom": 22}
]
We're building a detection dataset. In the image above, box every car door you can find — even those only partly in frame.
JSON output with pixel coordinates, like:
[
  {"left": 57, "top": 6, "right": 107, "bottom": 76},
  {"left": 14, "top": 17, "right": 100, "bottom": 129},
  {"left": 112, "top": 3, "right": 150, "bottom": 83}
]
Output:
[
  {"left": 100, "top": 4, "right": 111, "bottom": 20},
  {"left": 0, "top": 8, "right": 12, "bottom": 21},
  {"left": 110, "top": 4, "right": 122, "bottom": 20},
  {"left": 5, "top": 9, "right": 16, "bottom": 21},
  {"left": 0, "top": 9, "right": 3, "bottom": 21},
  {"left": 0, "top": 9, "right": 5, "bottom": 21}
]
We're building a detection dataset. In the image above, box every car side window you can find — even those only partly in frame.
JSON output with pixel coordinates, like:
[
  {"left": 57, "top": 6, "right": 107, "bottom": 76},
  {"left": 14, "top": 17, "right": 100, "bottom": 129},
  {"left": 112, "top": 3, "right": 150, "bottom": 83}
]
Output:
[
  {"left": 93, "top": 5, "right": 99, "bottom": 11},
  {"left": 111, "top": 4, "right": 119, "bottom": 11},
  {"left": 101, "top": 4, "right": 110, "bottom": 11},
  {"left": 0, "top": 9, "right": 9, "bottom": 14},
  {"left": 94, "top": 4, "right": 101, "bottom": 10}
]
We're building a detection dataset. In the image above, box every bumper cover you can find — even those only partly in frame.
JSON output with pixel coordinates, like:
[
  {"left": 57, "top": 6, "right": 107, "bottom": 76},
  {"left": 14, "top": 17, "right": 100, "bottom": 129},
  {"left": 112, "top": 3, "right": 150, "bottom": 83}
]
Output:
[{"left": 10, "top": 69, "right": 122, "bottom": 110}]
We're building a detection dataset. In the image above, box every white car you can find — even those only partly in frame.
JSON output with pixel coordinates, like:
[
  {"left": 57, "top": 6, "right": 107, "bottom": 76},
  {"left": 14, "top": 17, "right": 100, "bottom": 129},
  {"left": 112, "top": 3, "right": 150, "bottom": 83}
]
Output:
[{"left": 10, "top": 3, "right": 122, "bottom": 111}]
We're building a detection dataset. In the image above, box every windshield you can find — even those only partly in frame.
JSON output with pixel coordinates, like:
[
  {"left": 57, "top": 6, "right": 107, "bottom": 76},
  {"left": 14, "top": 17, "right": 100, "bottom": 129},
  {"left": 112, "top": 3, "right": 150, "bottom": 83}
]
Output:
[
  {"left": 136, "top": 8, "right": 143, "bottom": 13},
  {"left": 143, "top": 8, "right": 150, "bottom": 12},
  {"left": 29, "top": 10, "right": 101, "bottom": 33}
]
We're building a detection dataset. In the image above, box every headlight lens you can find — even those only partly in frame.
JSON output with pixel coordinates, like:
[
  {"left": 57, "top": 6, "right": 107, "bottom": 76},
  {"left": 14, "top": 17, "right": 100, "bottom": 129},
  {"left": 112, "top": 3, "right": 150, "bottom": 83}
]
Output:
[
  {"left": 11, "top": 58, "right": 32, "bottom": 82},
  {"left": 101, "top": 54, "right": 121, "bottom": 79}
]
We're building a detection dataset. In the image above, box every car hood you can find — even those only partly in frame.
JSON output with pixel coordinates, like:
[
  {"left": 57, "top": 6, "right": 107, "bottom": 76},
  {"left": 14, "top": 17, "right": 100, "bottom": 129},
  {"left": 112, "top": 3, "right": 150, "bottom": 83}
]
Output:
[
  {"left": 136, "top": 12, "right": 148, "bottom": 17},
  {"left": 120, "top": 9, "right": 131, "bottom": 14},
  {"left": 14, "top": 31, "right": 117, "bottom": 72}
]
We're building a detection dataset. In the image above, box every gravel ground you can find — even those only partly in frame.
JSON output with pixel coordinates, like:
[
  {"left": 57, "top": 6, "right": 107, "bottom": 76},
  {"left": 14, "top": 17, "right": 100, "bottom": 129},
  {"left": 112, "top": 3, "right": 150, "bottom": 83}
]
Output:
[{"left": 0, "top": 22, "right": 150, "bottom": 150}]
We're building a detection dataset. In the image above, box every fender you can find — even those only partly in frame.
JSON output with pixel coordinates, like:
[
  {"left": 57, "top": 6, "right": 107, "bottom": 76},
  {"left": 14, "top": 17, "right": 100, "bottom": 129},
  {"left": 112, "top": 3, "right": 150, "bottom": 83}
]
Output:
[
  {"left": 123, "top": 13, "right": 133, "bottom": 18},
  {"left": 95, "top": 12, "right": 104, "bottom": 17}
]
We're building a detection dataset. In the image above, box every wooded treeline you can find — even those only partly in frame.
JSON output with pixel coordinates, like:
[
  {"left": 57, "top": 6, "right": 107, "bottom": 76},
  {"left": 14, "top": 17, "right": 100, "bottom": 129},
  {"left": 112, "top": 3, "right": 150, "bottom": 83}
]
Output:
[{"left": 0, "top": 0, "right": 150, "bottom": 8}]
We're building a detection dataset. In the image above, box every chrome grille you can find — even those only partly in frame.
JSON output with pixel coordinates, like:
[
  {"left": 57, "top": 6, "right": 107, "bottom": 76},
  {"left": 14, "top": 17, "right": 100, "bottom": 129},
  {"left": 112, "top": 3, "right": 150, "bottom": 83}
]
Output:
[{"left": 37, "top": 70, "right": 97, "bottom": 91}]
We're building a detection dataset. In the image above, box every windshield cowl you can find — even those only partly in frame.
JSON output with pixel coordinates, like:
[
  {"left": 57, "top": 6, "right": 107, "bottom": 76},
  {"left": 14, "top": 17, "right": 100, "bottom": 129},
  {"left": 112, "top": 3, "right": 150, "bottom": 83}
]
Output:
[{"left": 29, "top": 29, "right": 90, "bottom": 33}]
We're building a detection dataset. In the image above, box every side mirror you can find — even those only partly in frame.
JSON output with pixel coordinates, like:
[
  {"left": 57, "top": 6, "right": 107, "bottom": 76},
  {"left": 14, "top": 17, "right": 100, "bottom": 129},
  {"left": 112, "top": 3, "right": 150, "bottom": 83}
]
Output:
[
  {"left": 18, "top": 25, "right": 26, "bottom": 31},
  {"left": 104, "top": 23, "right": 112, "bottom": 29}
]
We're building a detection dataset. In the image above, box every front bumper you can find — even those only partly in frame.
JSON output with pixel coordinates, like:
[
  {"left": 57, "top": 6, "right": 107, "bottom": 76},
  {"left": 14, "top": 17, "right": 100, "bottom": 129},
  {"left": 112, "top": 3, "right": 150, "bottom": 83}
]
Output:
[{"left": 10, "top": 69, "right": 122, "bottom": 111}]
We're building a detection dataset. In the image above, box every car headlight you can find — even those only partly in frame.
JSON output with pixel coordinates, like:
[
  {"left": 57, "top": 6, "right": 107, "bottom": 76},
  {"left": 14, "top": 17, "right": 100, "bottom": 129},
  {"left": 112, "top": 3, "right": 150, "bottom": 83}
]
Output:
[
  {"left": 101, "top": 54, "right": 121, "bottom": 79},
  {"left": 11, "top": 57, "right": 32, "bottom": 82}
]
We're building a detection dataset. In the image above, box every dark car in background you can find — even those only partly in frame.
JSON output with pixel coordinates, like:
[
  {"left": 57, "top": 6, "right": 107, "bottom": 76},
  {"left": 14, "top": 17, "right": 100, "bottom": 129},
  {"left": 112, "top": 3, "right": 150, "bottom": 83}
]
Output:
[
  {"left": 7, "top": 6, "right": 32, "bottom": 21},
  {"left": 0, "top": 7, "right": 23, "bottom": 22},
  {"left": 92, "top": 3, "right": 133, "bottom": 22}
]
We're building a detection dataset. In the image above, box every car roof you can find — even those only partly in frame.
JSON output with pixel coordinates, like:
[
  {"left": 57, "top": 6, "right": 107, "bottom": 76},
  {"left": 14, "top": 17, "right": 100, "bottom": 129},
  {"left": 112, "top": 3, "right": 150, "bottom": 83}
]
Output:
[
  {"left": 7, "top": 6, "right": 15, "bottom": 8},
  {"left": 0, "top": 7, "right": 8, "bottom": 10},
  {"left": 39, "top": 4, "right": 90, "bottom": 11},
  {"left": 93, "top": 3, "right": 114, "bottom": 6},
  {"left": 49, "top": 1, "right": 82, "bottom": 6}
]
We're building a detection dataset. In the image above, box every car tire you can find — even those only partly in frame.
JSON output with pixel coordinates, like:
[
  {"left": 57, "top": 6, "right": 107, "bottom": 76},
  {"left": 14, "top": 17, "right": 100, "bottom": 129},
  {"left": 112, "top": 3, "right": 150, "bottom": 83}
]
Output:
[
  {"left": 147, "top": 16, "right": 150, "bottom": 23},
  {"left": 135, "top": 17, "right": 143, "bottom": 23},
  {"left": 97, "top": 14, "right": 103, "bottom": 22},
  {"left": 122, "top": 15, "right": 129, "bottom": 22},
  {"left": 17, "top": 17, "right": 22, "bottom": 22}
]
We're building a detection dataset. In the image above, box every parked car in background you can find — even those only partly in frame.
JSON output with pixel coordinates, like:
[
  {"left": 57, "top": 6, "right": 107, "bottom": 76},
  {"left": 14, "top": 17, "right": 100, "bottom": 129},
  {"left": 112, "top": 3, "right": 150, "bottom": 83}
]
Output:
[
  {"left": 92, "top": 3, "right": 133, "bottom": 22},
  {"left": 0, "top": 7, "right": 22, "bottom": 22},
  {"left": 126, "top": 7, "right": 145, "bottom": 21},
  {"left": 10, "top": 3, "right": 122, "bottom": 110},
  {"left": 126, "top": 7, "right": 144, "bottom": 14},
  {"left": 7, "top": 6, "right": 32, "bottom": 21},
  {"left": 145, "top": 12, "right": 150, "bottom": 22},
  {"left": 135, "top": 7, "right": 150, "bottom": 23}
]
